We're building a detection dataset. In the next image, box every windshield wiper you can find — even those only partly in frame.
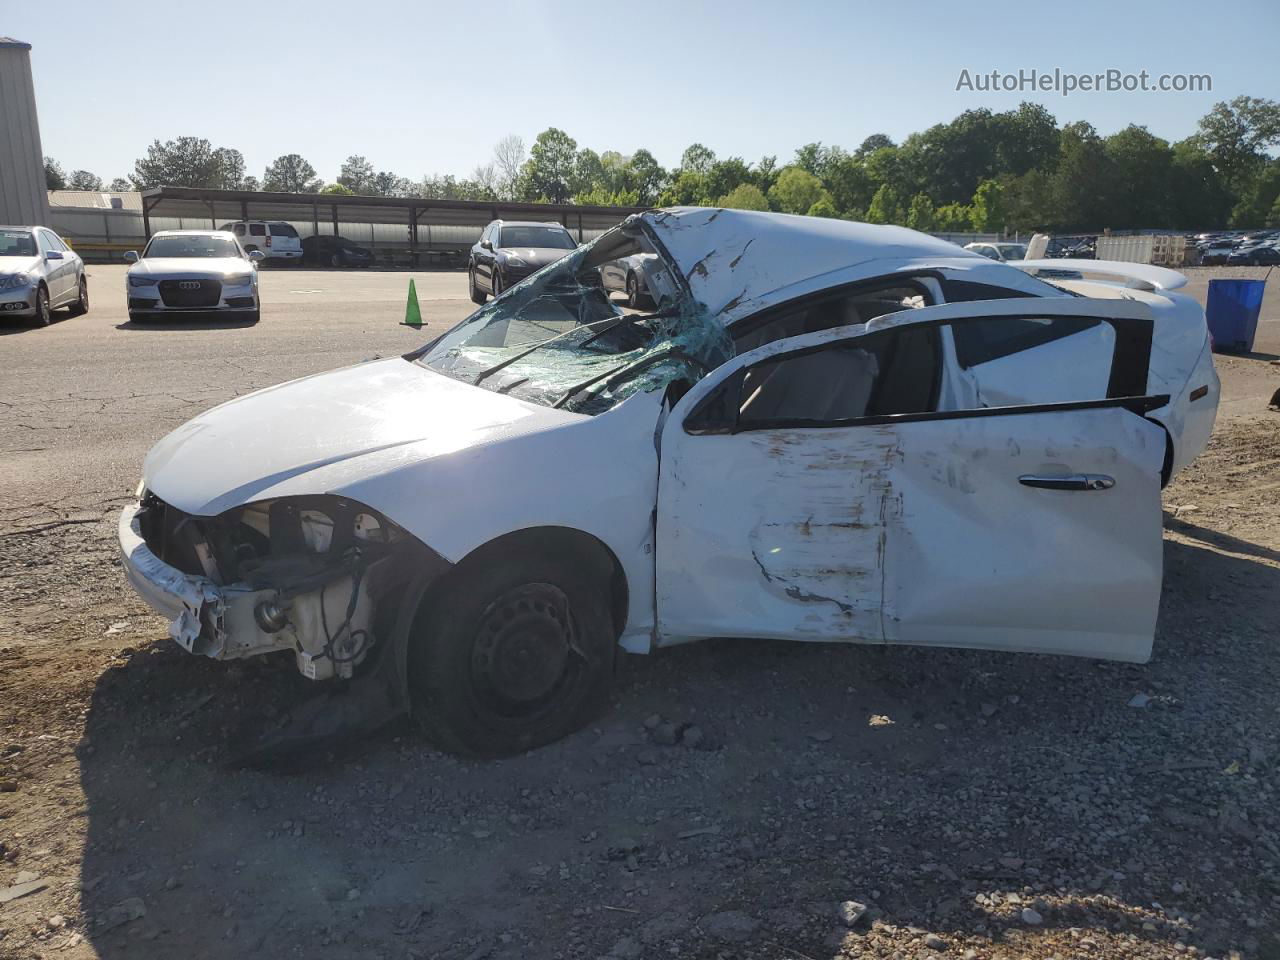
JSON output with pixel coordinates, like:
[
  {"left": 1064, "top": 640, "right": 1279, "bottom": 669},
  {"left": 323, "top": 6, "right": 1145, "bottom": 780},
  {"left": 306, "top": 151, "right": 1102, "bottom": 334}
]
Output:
[
  {"left": 471, "top": 308, "right": 674, "bottom": 387},
  {"left": 551, "top": 345, "right": 708, "bottom": 410}
]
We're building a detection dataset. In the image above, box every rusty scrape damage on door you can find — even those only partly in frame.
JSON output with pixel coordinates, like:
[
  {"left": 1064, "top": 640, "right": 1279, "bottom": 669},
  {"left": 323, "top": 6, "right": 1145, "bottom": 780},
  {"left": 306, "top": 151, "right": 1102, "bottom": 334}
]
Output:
[{"left": 744, "top": 426, "right": 903, "bottom": 641}]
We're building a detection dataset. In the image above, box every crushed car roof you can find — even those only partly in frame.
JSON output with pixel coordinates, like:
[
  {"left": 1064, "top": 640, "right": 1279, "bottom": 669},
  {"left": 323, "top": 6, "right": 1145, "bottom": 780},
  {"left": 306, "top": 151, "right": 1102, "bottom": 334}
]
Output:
[{"left": 642, "top": 207, "right": 990, "bottom": 317}]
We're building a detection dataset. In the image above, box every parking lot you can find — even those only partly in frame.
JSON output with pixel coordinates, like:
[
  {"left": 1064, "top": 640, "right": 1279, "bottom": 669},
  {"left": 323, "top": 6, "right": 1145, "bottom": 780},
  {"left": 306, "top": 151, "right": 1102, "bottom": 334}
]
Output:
[{"left": 1, "top": 264, "right": 1279, "bottom": 959}]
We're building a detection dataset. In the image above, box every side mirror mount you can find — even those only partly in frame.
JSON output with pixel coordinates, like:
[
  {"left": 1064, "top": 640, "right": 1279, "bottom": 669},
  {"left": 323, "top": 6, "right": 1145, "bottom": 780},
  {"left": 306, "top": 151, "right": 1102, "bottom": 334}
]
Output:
[
  {"left": 123, "top": 250, "right": 139, "bottom": 263},
  {"left": 45, "top": 250, "right": 64, "bottom": 261},
  {"left": 480, "top": 240, "right": 493, "bottom": 251},
  {"left": 248, "top": 250, "right": 266, "bottom": 263}
]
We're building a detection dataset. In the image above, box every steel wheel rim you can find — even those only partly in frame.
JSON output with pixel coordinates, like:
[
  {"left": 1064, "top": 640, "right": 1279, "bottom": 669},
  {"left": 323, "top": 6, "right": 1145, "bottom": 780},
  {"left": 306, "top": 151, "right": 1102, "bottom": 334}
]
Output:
[{"left": 468, "top": 583, "right": 580, "bottom": 722}]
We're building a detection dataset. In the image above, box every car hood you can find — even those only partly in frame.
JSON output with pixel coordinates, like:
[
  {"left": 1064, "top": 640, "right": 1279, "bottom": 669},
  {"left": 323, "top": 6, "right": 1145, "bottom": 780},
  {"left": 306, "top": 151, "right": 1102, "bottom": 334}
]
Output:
[
  {"left": 143, "top": 357, "right": 580, "bottom": 516},
  {"left": 0, "top": 255, "right": 40, "bottom": 273},
  {"left": 130, "top": 257, "right": 251, "bottom": 276},
  {"left": 499, "top": 247, "right": 573, "bottom": 267}
]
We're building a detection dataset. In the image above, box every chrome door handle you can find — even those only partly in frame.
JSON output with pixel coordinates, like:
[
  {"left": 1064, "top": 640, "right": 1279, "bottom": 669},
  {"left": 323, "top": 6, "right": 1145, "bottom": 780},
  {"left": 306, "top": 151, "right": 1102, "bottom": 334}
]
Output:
[{"left": 1019, "top": 474, "right": 1115, "bottom": 491}]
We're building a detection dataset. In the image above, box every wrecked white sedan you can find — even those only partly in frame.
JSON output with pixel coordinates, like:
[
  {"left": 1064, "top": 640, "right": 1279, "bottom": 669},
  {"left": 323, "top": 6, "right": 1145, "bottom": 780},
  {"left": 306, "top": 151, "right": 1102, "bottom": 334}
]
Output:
[{"left": 119, "top": 208, "right": 1219, "bottom": 757}]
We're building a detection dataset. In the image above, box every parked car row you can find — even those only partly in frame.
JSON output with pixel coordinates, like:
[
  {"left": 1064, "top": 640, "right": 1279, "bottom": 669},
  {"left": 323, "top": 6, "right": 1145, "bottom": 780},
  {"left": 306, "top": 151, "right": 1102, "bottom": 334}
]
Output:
[{"left": 1193, "top": 228, "right": 1280, "bottom": 265}]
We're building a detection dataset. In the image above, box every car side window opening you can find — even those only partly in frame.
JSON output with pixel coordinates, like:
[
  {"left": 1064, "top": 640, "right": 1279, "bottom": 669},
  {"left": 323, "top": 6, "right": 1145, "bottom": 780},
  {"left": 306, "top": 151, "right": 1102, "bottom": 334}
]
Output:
[
  {"left": 35, "top": 230, "right": 52, "bottom": 255},
  {"left": 733, "top": 282, "right": 929, "bottom": 353},
  {"left": 269, "top": 223, "right": 298, "bottom": 237},
  {"left": 689, "top": 312, "right": 1145, "bottom": 435},
  {"left": 736, "top": 325, "right": 941, "bottom": 427},
  {"left": 249, "top": 223, "right": 267, "bottom": 236},
  {"left": 234, "top": 224, "right": 246, "bottom": 237}
]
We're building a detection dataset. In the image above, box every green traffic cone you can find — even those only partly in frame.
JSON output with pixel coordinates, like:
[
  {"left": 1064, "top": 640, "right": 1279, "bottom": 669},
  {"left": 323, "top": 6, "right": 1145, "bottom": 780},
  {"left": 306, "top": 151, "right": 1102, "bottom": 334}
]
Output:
[{"left": 402, "top": 278, "right": 422, "bottom": 327}]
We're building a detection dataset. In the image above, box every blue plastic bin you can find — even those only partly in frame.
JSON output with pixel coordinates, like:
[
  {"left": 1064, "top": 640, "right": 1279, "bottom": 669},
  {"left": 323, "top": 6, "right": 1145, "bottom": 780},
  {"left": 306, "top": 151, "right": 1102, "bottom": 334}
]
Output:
[{"left": 1206, "top": 278, "right": 1266, "bottom": 353}]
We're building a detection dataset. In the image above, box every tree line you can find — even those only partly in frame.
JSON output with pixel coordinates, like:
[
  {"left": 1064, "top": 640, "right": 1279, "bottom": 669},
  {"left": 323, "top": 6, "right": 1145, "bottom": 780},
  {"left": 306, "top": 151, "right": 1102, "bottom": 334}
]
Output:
[{"left": 45, "top": 95, "right": 1280, "bottom": 233}]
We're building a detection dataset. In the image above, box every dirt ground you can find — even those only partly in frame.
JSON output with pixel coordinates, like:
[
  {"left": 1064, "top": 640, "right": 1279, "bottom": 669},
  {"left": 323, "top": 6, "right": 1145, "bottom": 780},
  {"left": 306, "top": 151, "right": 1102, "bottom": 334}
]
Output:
[{"left": 0, "top": 265, "right": 1278, "bottom": 960}]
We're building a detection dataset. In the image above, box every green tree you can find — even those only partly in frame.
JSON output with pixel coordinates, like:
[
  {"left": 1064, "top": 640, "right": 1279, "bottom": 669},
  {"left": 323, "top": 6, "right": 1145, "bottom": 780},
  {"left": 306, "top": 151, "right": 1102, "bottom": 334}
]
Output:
[
  {"left": 807, "top": 197, "right": 839, "bottom": 219},
  {"left": 659, "top": 169, "right": 710, "bottom": 206},
  {"left": 1168, "top": 139, "right": 1233, "bottom": 228},
  {"left": 970, "top": 179, "right": 1006, "bottom": 232},
  {"left": 44, "top": 157, "right": 66, "bottom": 190},
  {"left": 718, "top": 183, "right": 769, "bottom": 211},
  {"left": 705, "top": 157, "right": 753, "bottom": 202},
  {"left": 1049, "top": 121, "right": 1117, "bottom": 231},
  {"left": 107, "top": 177, "right": 132, "bottom": 192},
  {"left": 263, "top": 154, "right": 321, "bottom": 193},
  {"left": 625, "top": 149, "right": 667, "bottom": 205},
  {"left": 320, "top": 182, "right": 354, "bottom": 195},
  {"left": 865, "top": 183, "right": 905, "bottom": 224},
  {"left": 754, "top": 155, "right": 779, "bottom": 194},
  {"left": 1103, "top": 126, "right": 1175, "bottom": 227},
  {"left": 337, "top": 155, "right": 376, "bottom": 194},
  {"left": 211, "top": 147, "right": 246, "bottom": 189},
  {"left": 994, "top": 102, "right": 1061, "bottom": 177},
  {"left": 520, "top": 128, "right": 578, "bottom": 203},
  {"left": 572, "top": 148, "right": 604, "bottom": 198},
  {"left": 1229, "top": 159, "right": 1280, "bottom": 226},
  {"left": 1194, "top": 95, "right": 1280, "bottom": 190},
  {"left": 768, "top": 166, "right": 828, "bottom": 214},
  {"left": 823, "top": 152, "right": 875, "bottom": 217},
  {"left": 933, "top": 202, "right": 974, "bottom": 232},
  {"left": 905, "top": 193, "right": 936, "bottom": 231},
  {"left": 855, "top": 134, "right": 895, "bottom": 159},
  {"left": 680, "top": 143, "right": 716, "bottom": 174},
  {"left": 131, "top": 137, "right": 242, "bottom": 189},
  {"left": 67, "top": 169, "right": 102, "bottom": 191}
]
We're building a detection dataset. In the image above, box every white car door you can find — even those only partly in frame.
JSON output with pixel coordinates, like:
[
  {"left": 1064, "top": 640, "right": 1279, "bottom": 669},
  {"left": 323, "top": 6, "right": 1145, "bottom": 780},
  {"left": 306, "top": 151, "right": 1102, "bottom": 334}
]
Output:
[{"left": 655, "top": 303, "right": 1167, "bottom": 662}]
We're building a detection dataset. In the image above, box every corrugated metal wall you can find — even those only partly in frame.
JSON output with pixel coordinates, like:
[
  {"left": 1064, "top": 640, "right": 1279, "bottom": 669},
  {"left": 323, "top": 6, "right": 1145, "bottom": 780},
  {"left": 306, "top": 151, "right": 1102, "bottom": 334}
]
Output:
[{"left": 0, "top": 39, "right": 51, "bottom": 227}]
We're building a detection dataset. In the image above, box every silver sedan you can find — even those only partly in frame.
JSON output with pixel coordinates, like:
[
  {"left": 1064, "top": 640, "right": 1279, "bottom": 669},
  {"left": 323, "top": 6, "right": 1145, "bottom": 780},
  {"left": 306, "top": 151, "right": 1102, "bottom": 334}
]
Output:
[
  {"left": 0, "top": 225, "right": 89, "bottom": 326},
  {"left": 124, "top": 230, "right": 264, "bottom": 323}
]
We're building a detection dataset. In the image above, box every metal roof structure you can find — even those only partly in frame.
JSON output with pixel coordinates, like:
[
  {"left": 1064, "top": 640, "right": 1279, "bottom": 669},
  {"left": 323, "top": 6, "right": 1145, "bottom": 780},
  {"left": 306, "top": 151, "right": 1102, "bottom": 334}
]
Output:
[{"left": 139, "top": 187, "right": 648, "bottom": 253}]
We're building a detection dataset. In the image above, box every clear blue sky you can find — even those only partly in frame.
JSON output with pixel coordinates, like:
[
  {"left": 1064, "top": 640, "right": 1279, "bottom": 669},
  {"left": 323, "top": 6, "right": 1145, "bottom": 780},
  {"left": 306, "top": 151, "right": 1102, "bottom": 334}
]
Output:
[{"left": 10, "top": 0, "right": 1280, "bottom": 184}]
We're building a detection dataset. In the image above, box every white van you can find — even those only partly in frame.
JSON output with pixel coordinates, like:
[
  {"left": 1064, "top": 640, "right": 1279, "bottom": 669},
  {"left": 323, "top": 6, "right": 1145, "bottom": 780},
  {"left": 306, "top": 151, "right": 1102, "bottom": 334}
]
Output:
[{"left": 217, "top": 221, "right": 303, "bottom": 263}]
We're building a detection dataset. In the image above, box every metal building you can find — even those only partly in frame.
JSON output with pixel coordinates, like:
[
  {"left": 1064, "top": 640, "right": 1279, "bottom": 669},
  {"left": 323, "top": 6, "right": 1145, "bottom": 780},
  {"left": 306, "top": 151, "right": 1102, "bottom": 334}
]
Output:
[{"left": 0, "top": 37, "right": 51, "bottom": 227}]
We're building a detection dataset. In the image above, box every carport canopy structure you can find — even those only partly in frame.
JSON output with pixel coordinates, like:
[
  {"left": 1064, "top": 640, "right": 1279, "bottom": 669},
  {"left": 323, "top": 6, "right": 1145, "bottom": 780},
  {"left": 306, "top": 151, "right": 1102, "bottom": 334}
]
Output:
[{"left": 139, "top": 186, "right": 647, "bottom": 262}]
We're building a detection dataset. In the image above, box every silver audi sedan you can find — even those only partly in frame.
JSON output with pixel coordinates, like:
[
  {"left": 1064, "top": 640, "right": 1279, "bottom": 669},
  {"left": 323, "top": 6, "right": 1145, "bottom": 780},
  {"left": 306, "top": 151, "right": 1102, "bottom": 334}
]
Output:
[
  {"left": 0, "top": 225, "right": 89, "bottom": 326},
  {"left": 124, "top": 230, "right": 264, "bottom": 323}
]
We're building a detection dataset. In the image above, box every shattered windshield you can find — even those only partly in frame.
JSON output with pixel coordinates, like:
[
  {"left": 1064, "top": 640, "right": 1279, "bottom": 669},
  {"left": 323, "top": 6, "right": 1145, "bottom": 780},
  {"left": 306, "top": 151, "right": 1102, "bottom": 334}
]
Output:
[{"left": 415, "top": 220, "right": 731, "bottom": 415}]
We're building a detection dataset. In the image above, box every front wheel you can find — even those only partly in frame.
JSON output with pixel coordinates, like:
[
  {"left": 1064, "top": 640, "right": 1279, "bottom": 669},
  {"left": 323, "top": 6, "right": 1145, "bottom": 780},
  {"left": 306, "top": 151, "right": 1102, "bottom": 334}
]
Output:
[
  {"left": 491, "top": 267, "right": 503, "bottom": 297},
  {"left": 32, "top": 285, "right": 51, "bottom": 326},
  {"left": 409, "top": 548, "right": 616, "bottom": 756}
]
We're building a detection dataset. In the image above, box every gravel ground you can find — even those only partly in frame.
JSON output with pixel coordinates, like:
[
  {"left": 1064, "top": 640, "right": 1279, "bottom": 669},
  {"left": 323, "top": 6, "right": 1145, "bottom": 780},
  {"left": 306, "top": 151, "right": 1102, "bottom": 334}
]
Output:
[{"left": 0, "top": 265, "right": 1278, "bottom": 960}]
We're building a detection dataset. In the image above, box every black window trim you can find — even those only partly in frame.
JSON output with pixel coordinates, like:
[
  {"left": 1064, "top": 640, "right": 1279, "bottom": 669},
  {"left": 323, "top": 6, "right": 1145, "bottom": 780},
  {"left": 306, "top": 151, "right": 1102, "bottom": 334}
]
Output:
[
  {"left": 685, "top": 310, "right": 1155, "bottom": 436},
  {"left": 688, "top": 394, "right": 1170, "bottom": 436}
]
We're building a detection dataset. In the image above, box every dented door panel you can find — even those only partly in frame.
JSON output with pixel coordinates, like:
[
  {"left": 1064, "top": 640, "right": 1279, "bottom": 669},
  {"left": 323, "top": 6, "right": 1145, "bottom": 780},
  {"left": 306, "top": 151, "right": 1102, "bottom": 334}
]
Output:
[{"left": 656, "top": 426, "right": 894, "bottom": 644}]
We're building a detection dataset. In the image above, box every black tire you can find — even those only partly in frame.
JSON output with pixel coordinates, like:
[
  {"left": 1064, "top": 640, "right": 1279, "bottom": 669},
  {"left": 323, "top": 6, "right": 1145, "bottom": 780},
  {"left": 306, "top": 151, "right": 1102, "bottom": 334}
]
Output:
[
  {"left": 329, "top": 252, "right": 341, "bottom": 268},
  {"left": 491, "top": 267, "right": 503, "bottom": 297},
  {"left": 128, "top": 311, "right": 147, "bottom": 324},
  {"left": 32, "top": 285, "right": 51, "bottom": 326},
  {"left": 246, "top": 309, "right": 260, "bottom": 323},
  {"left": 68, "top": 275, "right": 89, "bottom": 316},
  {"left": 409, "top": 545, "right": 616, "bottom": 756},
  {"left": 468, "top": 265, "right": 486, "bottom": 305}
]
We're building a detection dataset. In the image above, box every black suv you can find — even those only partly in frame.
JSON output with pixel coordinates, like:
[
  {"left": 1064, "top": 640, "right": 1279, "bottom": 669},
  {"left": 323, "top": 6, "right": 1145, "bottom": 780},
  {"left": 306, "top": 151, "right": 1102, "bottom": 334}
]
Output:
[{"left": 468, "top": 220, "right": 576, "bottom": 304}]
